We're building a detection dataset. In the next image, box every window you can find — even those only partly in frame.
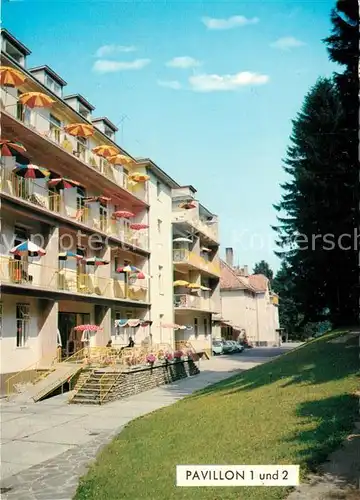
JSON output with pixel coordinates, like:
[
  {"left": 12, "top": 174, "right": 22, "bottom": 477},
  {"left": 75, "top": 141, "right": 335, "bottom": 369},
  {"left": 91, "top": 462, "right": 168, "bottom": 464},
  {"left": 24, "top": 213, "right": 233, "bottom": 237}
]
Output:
[
  {"left": 158, "top": 265, "right": 164, "bottom": 294},
  {"left": 157, "top": 219, "right": 162, "bottom": 234},
  {"left": 77, "top": 136, "right": 87, "bottom": 160},
  {"left": 17, "top": 91, "right": 30, "bottom": 123},
  {"left": 50, "top": 114, "right": 61, "bottom": 143},
  {"left": 156, "top": 181, "right": 161, "bottom": 199},
  {"left": 13, "top": 226, "right": 28, "bottom": 261},
  {"left": 159, "top": 314, "right": 164, "bottom": 342},
  {"left": 16, "top": 303, "right": 30, "bottom": 347},
  {"left": 204, "top": 318, "right": 208, "bottom": 337},
  {"left": 104, "top": 126, "right": 114, "bottom": 140},
  {"left": 78, "top": 103, "right": 90, "bottom": 120},
  {"left": 194, "top": 317, "right": 198, "bottom": 336},
  {"left": 99, "top": 203, "right": 108, "bottom": 232},
  {"left": 5, "top": 41, "right": 24, "bottom": 65}
]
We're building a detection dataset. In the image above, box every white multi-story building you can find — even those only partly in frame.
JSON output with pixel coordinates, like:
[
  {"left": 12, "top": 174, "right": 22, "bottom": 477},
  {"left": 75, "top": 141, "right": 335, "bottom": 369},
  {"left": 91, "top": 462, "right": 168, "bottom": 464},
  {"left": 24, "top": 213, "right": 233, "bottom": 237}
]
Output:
[{"left": 0, "top": 29, "right": 221, "bottom": 391}]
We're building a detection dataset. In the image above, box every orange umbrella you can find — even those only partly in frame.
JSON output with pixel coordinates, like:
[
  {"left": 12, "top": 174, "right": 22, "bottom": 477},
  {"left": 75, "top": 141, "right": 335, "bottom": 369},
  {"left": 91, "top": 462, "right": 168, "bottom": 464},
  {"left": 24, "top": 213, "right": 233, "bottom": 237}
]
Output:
[
  {"left": 0, "top": 66, "right": 26, "bottom": 87},
  {"left": 107, "top": 154, "right": 134, "bottom": 166},
  {"left": 19, "top": 92, "right": 55, "bottom": 108},
  {"left": 64, "top": 123, "right": 94, "bottom": 138},
  {"left": 92, "top": 145, "right": 118, "bottom": 158},
  {"left": 129, "top": 172, "right": 150, "bottom": 182}
]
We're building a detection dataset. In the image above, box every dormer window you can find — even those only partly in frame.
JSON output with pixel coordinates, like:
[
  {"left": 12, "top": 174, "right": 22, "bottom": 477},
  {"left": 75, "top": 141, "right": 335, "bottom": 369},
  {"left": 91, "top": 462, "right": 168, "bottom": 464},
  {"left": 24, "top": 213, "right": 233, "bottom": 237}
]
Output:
[
  {"left": 104, "top": 125, "right": 114, "bottom": 140},
  {"left": 45, "top": 75, "right": 61, "bottom": 96},
  {"left": 79, "top": 103, "right": 90, "bottom": 120},
  {"left": 5, "top": 42, "right": 24, "bottom": 65}
]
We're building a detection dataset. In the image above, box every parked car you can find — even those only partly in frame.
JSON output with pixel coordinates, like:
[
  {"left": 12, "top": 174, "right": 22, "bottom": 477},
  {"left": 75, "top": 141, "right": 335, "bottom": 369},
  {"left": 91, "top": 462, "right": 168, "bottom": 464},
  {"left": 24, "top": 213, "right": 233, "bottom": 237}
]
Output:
[
  {"left": 222, "top": 341, "right": 235, "bottom": 354},
  {"left": 235, "top": 341, "right": 245, "bottom": 353},
  {"left": 227, "top": 340, "right": 240, "bottom": 352},
  {"left": 212, "top": 340, "right": 224, "bottom": 356}
]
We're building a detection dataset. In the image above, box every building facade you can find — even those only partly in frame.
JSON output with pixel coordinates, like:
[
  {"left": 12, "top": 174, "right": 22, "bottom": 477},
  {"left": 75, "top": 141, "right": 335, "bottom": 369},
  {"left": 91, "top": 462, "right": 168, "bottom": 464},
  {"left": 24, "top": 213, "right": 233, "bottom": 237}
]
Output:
[
  {"left": 218, "top": 248, "right": 280, "bottom": 346},
  {"left": 0, "top": 29, "right": 221, "bottom": 388}
]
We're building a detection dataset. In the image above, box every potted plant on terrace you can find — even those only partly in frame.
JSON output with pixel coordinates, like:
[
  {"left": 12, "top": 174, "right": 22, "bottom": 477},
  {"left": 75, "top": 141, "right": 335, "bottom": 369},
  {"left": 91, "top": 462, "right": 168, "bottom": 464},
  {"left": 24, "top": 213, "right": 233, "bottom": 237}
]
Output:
[
  {"left": 146, "top": 353, "right": 156, "bottom": 367},
  {"left": 164, "top": 352, "right": 174, "bottom": 365},
  {"left": 173, "top": 350, "right": 183, "bottom": 362}
]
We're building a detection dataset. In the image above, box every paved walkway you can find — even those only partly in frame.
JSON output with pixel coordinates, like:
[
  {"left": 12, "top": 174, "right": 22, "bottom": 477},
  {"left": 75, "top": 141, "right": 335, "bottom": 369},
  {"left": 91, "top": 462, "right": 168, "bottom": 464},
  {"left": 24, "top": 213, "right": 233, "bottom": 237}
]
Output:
[{"left": 0, "top": 346, "right": 294, "bottom": 500}]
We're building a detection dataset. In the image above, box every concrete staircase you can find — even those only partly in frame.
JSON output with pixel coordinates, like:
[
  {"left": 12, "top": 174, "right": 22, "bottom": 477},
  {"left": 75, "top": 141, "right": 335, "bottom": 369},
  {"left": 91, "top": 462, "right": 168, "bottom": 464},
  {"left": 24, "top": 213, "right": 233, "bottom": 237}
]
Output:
[{"left": 70, "top": 371, "right": 122, "bottom": 405}]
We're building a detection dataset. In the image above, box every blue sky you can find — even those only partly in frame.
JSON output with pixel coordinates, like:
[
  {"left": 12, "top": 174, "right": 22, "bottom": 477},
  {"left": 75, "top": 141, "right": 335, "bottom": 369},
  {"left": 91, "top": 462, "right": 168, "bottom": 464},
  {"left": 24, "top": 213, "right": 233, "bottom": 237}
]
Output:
[{"left": 3, "top": 0, "right": 336, "bottom": 272}]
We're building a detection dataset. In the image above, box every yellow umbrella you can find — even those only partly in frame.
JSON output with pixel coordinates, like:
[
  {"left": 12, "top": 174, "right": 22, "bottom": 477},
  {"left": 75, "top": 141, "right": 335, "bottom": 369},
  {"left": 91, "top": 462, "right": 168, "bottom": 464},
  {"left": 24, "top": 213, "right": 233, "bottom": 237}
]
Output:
[
  {"left": 107, "top": 154, "right": 134, "bottom": 166},
  {"left": 187, "top": 283, "right": 201, "bottom": 289},
  {"left": 0, "top": 66, "right": 26, "bottom": 87},
  {"left": 64, "top": 123, "right": 94, "bottom": 137},
  {"left": 92, "top": 145, "right": 119, "bottom": 158},
  {"left": 129, "top": 172, "right": 150, "bottom": 182},
  {"left": 19, "top": 92, "right": 55, "bottom": 109},
  {"left": 173, "top": 280, "right": 189, "bottom": 287}
]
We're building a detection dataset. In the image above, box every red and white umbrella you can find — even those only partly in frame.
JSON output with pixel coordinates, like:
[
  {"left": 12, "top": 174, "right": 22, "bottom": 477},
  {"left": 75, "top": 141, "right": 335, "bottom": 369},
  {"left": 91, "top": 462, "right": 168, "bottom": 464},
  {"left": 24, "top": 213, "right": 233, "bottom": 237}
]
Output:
[
  {"left": 130, "top": 223, "right": 148, "bottom": 230},
  {"left": 74, "top": 324, "right": 103, "bottom": 332},
  {"left": 10, "top": 240, "right": 46, "bottom": 257},
  {"left": 112, "top": 210, "right": 134, "bottom": 219}
]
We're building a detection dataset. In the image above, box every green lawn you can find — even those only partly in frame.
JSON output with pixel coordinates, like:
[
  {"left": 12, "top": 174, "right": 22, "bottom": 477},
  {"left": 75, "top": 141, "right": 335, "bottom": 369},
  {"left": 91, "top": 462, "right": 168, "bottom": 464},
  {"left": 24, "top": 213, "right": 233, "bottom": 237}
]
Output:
[{"left": 75, "top": 331, "right": 359, "bottom": 500}]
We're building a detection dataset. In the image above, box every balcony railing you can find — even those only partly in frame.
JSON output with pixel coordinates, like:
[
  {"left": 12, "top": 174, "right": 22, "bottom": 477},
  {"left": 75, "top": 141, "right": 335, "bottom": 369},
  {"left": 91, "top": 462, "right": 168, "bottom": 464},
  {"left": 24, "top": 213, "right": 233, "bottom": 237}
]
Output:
[
  {"left": 174, "top": 293, "right": 219, "bottom": 312},
  {"left": 172, "top": 211, "right": 219, "bottom": 243},
  {"left": 0, "top": 257, "right": 149, "bottom": 303},
  {"left": 173, "top": 248, "right": 220, "bottom": 277},
  {"left": 0, "top": 170, "right": 149, "bottom": 251},
  {"left": 1, "top": 87, "right": 148, "bottom": 203}
]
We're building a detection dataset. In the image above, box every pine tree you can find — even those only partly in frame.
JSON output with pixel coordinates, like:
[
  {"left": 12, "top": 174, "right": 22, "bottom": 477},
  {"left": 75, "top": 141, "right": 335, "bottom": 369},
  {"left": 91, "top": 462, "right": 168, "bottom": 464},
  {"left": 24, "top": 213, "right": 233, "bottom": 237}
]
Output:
[
  {"left": 324, "top": 0, "right": 359, "bottom": 325},
  {"left": 253, "top": 260, "right": 274, "bottom": 281},
  {"left": 273, "top": 77, "right": 355, "bottom": 325}
]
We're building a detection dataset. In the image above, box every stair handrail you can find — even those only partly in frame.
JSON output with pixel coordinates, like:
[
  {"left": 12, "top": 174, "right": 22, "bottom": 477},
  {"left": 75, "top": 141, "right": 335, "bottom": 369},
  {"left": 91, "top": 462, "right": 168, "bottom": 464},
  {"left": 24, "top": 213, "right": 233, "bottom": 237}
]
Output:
[
  {"left": 5, "top": 352, "right": 58, "bottom": 397},
  {"left": 99, "top": 370, "right": 123, "bottom": 404},
  {"left": 68, "top": 369, "right": 94, "bottom": 402}
]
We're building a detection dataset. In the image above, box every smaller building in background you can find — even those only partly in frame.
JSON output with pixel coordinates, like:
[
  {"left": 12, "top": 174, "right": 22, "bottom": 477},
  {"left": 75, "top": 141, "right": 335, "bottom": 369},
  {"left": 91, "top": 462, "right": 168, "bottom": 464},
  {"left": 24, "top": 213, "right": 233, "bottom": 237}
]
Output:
[{"left": 219, "top": 248, "right": 280, "bottom": 346}]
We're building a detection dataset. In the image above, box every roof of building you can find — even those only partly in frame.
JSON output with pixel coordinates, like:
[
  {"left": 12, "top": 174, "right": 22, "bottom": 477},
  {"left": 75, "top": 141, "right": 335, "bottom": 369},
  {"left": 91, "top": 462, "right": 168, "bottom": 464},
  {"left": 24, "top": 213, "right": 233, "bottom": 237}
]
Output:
[
  {"left": 63, "top": 94, "right": 95, "bottom": 111},
  {"left": 1, "top": 28, "right": 31, "bottom": 56},
  {"left": 136, "top": 157, "right": 180, "bottom": 189},
  {"left": 92, "top": 117, "right": 119, "bottom": 132},
  {"left": 248, "top": 274, "right": 269, "bottom": 292},
  {"left": 220, "top": 260, "right": 269, "bottom": 293},
  {"left": 29, "top": 65, "right": 67, "bottom": 86}
]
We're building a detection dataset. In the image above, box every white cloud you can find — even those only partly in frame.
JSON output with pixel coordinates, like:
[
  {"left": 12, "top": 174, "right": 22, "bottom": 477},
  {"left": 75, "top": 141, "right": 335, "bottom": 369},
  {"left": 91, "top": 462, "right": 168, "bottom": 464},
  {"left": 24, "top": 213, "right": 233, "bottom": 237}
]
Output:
[
  {"left": 157, "top": 80, "right": 182, "bottom": 90},
  {"left": 189, "top": 71, "right": 269, "bottom": 92},
  {"left": 166, "top": 56, "right": 201, "bottom": 69},
  {"left": 95, "top": 44, "right": 137, "bottom": 57},
  {"left": 93, "top": 59, "right": 151, "bottom": 73},
  {"left": 270, "top": 36, "right": 306, "bottom": 50},
  {"left": 202, "top": 15, "right": 259, "bottom": 30}
]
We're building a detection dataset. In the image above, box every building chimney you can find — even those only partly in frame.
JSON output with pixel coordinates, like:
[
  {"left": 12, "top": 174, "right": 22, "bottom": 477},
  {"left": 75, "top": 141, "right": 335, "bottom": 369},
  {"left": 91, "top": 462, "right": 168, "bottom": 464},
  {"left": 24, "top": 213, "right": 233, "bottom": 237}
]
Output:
[
  {"left": 225, "top": 247, "right": 234, "bottom": 267},
  {"left": 243, "top": 265, "right": 249, "bottom": 276}
]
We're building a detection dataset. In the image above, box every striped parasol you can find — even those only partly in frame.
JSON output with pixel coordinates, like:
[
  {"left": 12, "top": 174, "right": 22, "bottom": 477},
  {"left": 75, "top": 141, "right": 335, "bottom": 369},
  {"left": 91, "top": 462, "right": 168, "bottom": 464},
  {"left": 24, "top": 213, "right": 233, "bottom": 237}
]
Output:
[
  {"left": 74, "top": 324, "right": 103, "bottom": 332},
  {"left": 84, "top": 196, "right": 111, "bottom": 204},
  {"left": 0, "top": 140, "right": 27, "bottom": 157},
  {"left": 0, "top": 66, "right": 26, "bottom": 87},
  {"left": 117, "top": 264, "right": 140, "bottom": 273},
  {"left": 107, "top": 154, "right": 134, "bottom": 166},
  {"left": 48, "top": 177, "right": 81, "bottom": 189},
  {"left": 10, "top": 240, "right": 46, "bottom": 257},
  {"left": 92, "top": 145, "right": 118, "bottom": 158},
  {"left": 112, "top": 210, "right": 134, "bottom": 219},
  {"left": 19, "top": 92, "right": 55, "bottom": 109},
  {"left": 58, "top": 251, "right": 84, "bottom": 261},
  {"left": 13, "top": 164, "right": 50, "bottom": 179},
  {"left": 129, "top": 223, "right": 148, "bottom": 230},
  {"left": 64, "top": 123, "right": 94, "bottom": 137},
  {"left": 85, "top": 257, "right": 109, "bottom": 266},
  {"left": 129, "top": 172, "right": 150, "bottom": 182}
]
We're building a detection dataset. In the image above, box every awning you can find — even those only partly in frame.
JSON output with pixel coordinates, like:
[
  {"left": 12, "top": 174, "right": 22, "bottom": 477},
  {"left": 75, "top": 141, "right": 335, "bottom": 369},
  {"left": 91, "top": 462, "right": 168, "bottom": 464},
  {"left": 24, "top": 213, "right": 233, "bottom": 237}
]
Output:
[{"left": 114, "top": 319, "right": 151, "bottom": 328}]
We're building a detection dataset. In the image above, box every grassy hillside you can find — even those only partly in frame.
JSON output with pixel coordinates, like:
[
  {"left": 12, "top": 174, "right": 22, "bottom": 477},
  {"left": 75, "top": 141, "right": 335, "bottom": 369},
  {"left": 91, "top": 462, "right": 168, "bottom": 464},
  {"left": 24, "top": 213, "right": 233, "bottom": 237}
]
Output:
[{"left": 75, "top": 331, "right": 359, "bottom": 500}]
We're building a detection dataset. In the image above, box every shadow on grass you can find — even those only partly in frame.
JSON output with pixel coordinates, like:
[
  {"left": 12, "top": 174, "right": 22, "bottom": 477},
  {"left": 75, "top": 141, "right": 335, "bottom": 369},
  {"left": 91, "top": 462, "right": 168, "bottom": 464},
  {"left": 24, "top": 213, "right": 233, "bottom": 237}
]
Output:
[
  {"left": 192, "top": 333, "right": 359, "bottom": 399},
  {"left": 286, "top": 394, "right": 359, "bottom": 473}
]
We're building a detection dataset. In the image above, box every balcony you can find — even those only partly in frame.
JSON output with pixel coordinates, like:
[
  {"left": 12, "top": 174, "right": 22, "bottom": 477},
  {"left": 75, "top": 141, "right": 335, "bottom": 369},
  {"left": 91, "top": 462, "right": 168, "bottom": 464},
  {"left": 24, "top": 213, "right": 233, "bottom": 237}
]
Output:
[
  {"left": 174, "top": 293, "right": 218, "bottom": 313},
  {"left": 173, "top": 248, "right": 220, "bottom": 277},
  {"left": 1, "top": 87, "right": 148, "bottom": 204},
  {"left": 0, "top": 257, "right": 149, "bottom": 304},
  {"left": 0, "top": 170, "right": 149, "bottom": 252},
  {"left": 172, "top": 211, "right": 219, "bottom": 243}
]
